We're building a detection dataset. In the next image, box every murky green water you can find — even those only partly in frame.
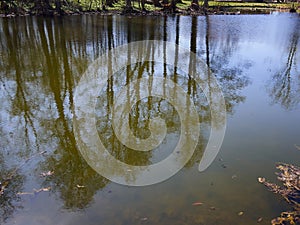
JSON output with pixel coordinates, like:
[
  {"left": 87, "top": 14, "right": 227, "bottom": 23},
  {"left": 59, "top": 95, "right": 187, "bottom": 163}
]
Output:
[{"left": 0, "top": 13, "right": 299, "bottom": 225}]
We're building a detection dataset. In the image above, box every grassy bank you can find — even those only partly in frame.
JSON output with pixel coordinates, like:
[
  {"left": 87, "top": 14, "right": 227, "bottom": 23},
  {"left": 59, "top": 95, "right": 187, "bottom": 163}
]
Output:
[{"left": 208, "top": 1, "right": 300, "bottom": 14}]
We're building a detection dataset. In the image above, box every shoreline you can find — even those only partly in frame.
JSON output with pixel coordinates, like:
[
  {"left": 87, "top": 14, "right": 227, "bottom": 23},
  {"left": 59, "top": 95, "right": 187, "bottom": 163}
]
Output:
[{"left": 0, "top": 2, "right": 299, "bottom": 18}]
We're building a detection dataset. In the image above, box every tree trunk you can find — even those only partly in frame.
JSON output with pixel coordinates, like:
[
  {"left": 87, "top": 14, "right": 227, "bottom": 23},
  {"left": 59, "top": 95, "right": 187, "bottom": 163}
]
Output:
[
  {"left": 55, "top": 0, "right": 64, "bottom": 15},
  {"left": 204, "top": 0, "right": 208, "bottom": 9},
  {"left": 106, "top": 0, "right": 114, "bottom": 7},
  {"left": 190, "top": 0, "right": 200, "bottom": 11},
  {"left": 152, "top": 0, "right": 161, "bottom": 7},
  {"left": 141, "top": 0, "right": 146, "bottom": 11},
  {"left": 34, "top": 0, "right": 53, "bottom": 15},
  {"left": 171, "top": 0, "right": 176, "bottom": 12},
  {"left": 126, "top": 0, "right": 131, "bottom": 8}
]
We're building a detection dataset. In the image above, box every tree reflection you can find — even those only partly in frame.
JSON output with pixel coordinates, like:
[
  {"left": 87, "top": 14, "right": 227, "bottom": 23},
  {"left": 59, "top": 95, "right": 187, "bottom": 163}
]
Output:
[
  {"left": 267, "top": 20, "right": 300, "bottom": 110},
  {"left": 0, "top": 15, "right": 252, "bottom": 215},
  {"left": 0, "top": 16, "right": 110, "bottom": 212},
  {"left": 2, "top": 17, "right": 40, "bottom": 154},
  {"left": 185, "top": 16, "right": 251, "bottom": 166},
  {"left": 34, "top": 17, "right": 110, "bottom": 209},
  {"left": 206, "top": 16, "right": 251, "bottom": 114}
]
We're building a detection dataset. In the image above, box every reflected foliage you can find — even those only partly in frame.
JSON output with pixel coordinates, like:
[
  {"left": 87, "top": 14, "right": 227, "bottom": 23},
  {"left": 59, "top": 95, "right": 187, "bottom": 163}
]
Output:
[
  {"left": 267, "top": 19, "right": 300, "bottom": 110},
  {"left": 206, "top": 15, "right": 251, "bottom": 114},
  {"left": 0, "top": 15, "right": 251, "bottom": 217},
  {"left": 0, "top": 156, "right": 24, "bottom": 223},
  {"left": 40, "top": 144, "right": 109, "bottom": 209}
]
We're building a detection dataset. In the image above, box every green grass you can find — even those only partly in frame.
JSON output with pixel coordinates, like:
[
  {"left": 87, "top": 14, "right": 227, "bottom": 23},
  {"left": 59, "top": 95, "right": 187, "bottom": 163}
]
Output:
[{"left": 209, "top": 1, "right": 299, "bottom": 9}]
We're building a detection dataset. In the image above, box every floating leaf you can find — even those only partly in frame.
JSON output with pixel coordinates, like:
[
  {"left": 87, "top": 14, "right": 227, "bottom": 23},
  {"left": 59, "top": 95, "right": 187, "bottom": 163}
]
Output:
[
  {"left": 17, "top": 191, "right": 34, "bottom": 196},
  {"left": 258, "top": 177, "right": 265, "bottom": 183},
  {"left": 34, "top": 187, "right": 51, "bottom": 193},
  {"left": 238, "top": 211, "right": 244, "bottom": 216},
  {"left": 192, "top": 202, "right": 203, "bottom": 206},
  {"left": 257, "top": 217, "right": 263, "bottom": 223},
  {"left": 41, "top": 187, "right": 51, "bottom": 191},
  {"left": 40, "top": 171, "right": 54, "bottom": 177}
]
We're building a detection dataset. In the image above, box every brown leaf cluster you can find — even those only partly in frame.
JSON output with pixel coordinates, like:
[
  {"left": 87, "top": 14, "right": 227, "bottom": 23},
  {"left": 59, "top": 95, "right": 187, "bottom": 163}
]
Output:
[{"left": 259, "top": 163, "right": 300, "bottom": 225}]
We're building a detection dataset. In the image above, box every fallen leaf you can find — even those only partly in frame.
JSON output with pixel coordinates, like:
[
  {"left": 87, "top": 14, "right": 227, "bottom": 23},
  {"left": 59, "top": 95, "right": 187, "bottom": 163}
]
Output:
[
  {"left": 17, "top": 192, "right": 34, "bottom": 196},
  {"left": 141, "top": 217, "right": 148, "bottom": 221},
  {"left": 257, "top": 217, "right": 263, "bottom": 223},
  {"left": 41, "top": 187, "right": 51, "bottom": 191},
  {"left": 40, "top": 171, "right": 54, "bottom": 177},
  {"left": 258, "top": 177, "right": 265, "bottom": 183},
  {"left": 209, "top": 206, "right": 216, "bottom": 210},
  {"left": 238, "top": 211, "right": 244, "bottom": 216},
  {"left": 33, "top": 187, "right": 51, "bottom": 193},
  {"left": 192, "top": 202, "right": 203, "bottom": 206}
]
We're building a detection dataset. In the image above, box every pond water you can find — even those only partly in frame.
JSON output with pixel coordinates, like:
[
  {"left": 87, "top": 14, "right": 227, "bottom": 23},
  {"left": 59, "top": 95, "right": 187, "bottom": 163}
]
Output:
[{"left": 0, "top": 13, "right": 300, "bottom": 225}]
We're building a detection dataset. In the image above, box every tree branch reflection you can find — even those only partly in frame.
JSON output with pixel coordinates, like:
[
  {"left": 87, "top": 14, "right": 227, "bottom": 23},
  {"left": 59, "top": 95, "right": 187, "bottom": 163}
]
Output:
[{"left": 267, "top": 19, "right": 299, "bottom": 110}]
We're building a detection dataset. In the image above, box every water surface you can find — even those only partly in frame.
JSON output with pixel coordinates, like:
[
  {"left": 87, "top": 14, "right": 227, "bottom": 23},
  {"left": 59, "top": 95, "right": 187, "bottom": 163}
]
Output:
[{"left": 0, "top": 13, "right": 299, "bottom": 225}]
